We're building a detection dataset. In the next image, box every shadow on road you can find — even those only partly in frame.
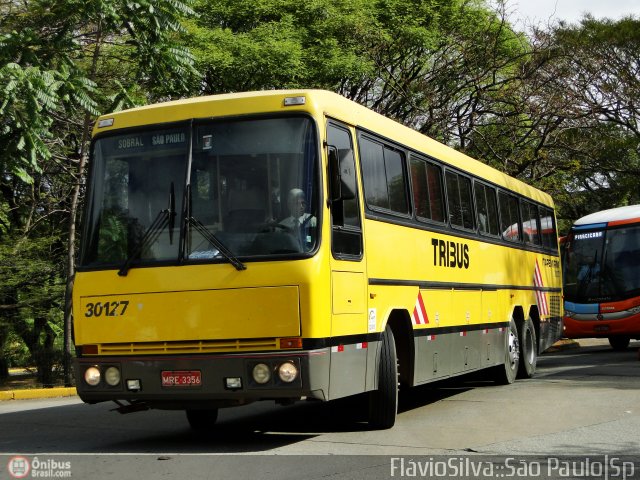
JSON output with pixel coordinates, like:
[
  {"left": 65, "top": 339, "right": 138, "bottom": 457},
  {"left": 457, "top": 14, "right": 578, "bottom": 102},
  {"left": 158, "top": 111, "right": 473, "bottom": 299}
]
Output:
[
  {"left": 0, "top": 380, "right": 475, "bottom": 453},
  {"left": 536, "top": 340, "right": 640, "bottom": 389},
  {"left": 2, "top": 340, "right": 637, "bottom": 454}
]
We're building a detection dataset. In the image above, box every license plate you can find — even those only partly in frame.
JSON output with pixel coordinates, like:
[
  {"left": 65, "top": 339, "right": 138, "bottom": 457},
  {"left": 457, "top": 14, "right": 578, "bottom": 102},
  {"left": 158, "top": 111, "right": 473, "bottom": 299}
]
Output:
[
  {"left": 594, "top": 325, "right": 610, "bottom": 332},
  {"left": 161, "top": 370, "right": 202, "bottom": 387}
]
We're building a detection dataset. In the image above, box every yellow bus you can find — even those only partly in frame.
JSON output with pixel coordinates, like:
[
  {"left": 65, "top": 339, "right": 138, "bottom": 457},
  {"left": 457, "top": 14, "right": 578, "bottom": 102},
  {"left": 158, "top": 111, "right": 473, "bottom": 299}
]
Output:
[{"left": 74, "top": 90, "right": 562, "bottom": 430}]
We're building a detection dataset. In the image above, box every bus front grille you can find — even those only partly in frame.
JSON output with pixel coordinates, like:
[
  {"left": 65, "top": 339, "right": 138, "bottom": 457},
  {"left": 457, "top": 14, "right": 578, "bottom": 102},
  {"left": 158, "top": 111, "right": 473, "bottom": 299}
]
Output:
[{"left": 94, "top": 338, "right": 279, "bottom": 355}]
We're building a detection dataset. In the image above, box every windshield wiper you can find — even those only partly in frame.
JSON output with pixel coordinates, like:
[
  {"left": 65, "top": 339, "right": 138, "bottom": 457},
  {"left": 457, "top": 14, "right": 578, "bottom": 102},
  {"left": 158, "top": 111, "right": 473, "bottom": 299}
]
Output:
[
  {"left": 118, "top": 183, "right": 176, "bottom": 277},
  {"left": 187, "top": 216, "right": 247, "bottom": 271}
]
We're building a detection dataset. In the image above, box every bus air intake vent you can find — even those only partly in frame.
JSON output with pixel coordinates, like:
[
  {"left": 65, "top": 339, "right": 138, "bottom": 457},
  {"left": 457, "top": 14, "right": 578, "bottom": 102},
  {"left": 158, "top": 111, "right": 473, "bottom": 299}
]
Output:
[{"left": 96, "top": 338, "right": 279, "bottom": 355}]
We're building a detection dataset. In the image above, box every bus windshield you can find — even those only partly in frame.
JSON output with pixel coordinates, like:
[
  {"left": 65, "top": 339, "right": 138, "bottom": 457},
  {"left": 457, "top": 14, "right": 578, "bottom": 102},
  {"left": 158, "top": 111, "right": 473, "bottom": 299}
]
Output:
[
  {"left": 81, "top": 116, "right": 319, "bottom": 268},
  {"left": 563, "top": 225, "right": 640, "bottom": 302}
]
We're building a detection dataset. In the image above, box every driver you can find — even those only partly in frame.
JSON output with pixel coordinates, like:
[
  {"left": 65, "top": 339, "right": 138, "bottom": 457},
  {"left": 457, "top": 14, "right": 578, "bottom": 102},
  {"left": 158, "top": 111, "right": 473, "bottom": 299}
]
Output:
[{"left": 279, "top": 188, "right": 316, "bottom": 230}]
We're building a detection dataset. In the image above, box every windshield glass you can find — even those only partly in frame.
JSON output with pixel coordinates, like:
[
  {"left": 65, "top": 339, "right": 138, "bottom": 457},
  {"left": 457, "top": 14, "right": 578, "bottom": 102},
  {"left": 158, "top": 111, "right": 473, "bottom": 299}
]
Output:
[
  {"left": 563, "top": 225, "right": 640, "bottom": 302},
  {"left": 81, "top": 116, "right": 319, "bottom": 268},
  {"left": 81, "top": 126, "right": 188, "bottom": 267}
]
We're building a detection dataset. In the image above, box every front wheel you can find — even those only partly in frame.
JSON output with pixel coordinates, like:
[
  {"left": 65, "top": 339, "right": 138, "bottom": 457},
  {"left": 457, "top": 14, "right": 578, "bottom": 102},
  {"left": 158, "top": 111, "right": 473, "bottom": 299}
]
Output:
[
  {"left": 491, "top": 320, "right": 519, "bottom": 385},
  {"left": 185, "top": 408, "right": 219, "bottom": 432},
  {"left": 517, "top": 317, "right": 537, "bottom": 379},
  {"left": 368, "top": 325, "right": 398, "bottom": 429},
  {"left": 608, "top": 336, "right": 630, "bottom": 351}
]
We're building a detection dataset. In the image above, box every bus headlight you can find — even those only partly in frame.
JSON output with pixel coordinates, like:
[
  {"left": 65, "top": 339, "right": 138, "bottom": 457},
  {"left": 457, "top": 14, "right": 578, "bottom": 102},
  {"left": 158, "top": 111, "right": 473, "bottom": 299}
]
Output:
[
  {"left": 104, "top": 366, "right": 121, "bottom": 386},
  {"left": 252, "top": 363, "right": 271, "bottom": 384},
  {"left": 278, "top": 362, "right": 298, "bottom": 383},
  {"left": 84, "top": 366, "right": 101, "bottom": 386}
]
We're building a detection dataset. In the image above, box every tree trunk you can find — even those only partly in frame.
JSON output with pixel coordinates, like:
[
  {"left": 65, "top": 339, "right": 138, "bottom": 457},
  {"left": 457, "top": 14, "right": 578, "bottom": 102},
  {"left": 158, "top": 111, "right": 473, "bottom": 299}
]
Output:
[
  {"left": 63, "top": 22, "right": 103, "bottom": 387},
  {"left": 0, "top": 326, "right": 9, "bottom": 382}
]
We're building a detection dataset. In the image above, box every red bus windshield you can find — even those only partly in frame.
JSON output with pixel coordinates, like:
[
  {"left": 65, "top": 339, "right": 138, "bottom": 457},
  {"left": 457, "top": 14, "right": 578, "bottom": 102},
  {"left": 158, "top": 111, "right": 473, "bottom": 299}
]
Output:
[{"left": 563, "top": 224, "right": 640, "bottom": 303}]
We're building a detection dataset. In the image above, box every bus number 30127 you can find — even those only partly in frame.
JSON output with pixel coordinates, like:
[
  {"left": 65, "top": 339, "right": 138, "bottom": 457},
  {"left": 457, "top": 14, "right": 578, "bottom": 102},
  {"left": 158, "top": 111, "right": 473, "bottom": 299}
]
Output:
[{"left": 84, "top": 300, "right": 129, "bottom": 318}]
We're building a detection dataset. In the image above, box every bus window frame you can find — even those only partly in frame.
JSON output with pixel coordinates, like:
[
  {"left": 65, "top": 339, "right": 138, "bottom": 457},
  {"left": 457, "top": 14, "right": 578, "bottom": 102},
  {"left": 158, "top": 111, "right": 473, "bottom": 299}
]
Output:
[
  {"left": 473, "top": 180, "right": 501, "bottom": 239},
  {"left": 327, "top": 119, "right": 364, "bottom": 261},
  {"left": 78, "top": 114, "right": 325, "bottom": 271},
  {"left": 521, "top": 199, "right": 542, "bottom": 247},
  {"left": 347, "top": 128, "right": 559, "bottom": 259},
  {"left": 498, "top": 189, "right": 523, "bottom": 244},
  {"left": 408, "top": 152, "right": 447, "bottom": 227},
  {"left": 443, "top": 168, "right": 476, "bottom": 233},
  {"left": 356, "top": 130, "right": 412, "bottom": 221}
]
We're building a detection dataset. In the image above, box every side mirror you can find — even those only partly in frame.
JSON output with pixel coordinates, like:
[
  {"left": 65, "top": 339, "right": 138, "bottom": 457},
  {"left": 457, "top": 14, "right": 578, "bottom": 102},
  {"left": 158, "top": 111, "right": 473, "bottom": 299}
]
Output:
[{"left": 328, "top": 146, "right": 356, "bottom": 202}]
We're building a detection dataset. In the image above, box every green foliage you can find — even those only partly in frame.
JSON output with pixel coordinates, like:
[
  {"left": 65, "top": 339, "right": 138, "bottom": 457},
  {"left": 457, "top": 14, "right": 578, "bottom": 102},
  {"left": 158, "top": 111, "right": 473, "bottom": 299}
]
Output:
[
  {"left": 0, "top": 64, "right": 55, "bottom": 182},
  {"left": 0, "top": 0, "right": 200, "bottom": 384},
  {"left": 0, "top": 232, "right": 66, "bottom": 383},
  {"left": 0, "top": 200, "right": 9, "bottom": 235},
  {"left": 187, "top": 0, "right": 376, "bottom": 93},
  {"left": 1, "top": 0, "right": 639, "bottom": 381},
  {"left": 4, "top": 330, "right": 31, "bottom": 369}
]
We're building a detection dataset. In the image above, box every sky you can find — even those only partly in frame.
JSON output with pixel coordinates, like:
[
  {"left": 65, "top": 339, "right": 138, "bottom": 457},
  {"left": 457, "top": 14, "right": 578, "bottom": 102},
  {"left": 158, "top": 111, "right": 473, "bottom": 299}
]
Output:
[{"left": 504, "top": 0, "right": 640, "bottom": 27}]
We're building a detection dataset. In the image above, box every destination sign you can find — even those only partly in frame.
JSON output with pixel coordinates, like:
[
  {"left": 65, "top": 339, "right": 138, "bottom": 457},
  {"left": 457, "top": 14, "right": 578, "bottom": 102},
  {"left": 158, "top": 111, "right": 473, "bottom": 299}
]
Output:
[
  {"left": 113, "top": 130, "right": 187, "bottom": 151},
  {"left": 574, "top": 231, "right": 604, "bottom": 240}
]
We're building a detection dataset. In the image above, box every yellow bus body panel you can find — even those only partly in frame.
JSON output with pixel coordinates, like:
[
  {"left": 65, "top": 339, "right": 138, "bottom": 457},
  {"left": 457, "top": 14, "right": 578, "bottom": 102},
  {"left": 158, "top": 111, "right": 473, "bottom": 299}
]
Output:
[
  {"left": 74, "top": 253, "right": 333, "bottom": 349},
  {"left": 76, "top": 285, "right": 300, "bottom": 345}
]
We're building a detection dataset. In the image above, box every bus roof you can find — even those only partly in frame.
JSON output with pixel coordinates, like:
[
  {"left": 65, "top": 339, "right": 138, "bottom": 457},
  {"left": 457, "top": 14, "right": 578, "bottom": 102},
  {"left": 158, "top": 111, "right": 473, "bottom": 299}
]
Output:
[
  {"left": 93, "top": 89, "right": 553, "bottom": 207},
  {"left": 574, "top": 204, "right": 640, "bottom": 228}
]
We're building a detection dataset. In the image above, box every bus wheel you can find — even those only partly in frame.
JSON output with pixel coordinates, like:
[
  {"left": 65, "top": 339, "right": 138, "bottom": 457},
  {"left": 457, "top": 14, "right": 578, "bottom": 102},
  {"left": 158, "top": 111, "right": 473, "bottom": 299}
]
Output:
[
  {"left": 517, "top": 317, "right": 537, "bottom": 379},
  {"left": 491, "top": 320, "right": 519, "bottom": 385},
  {"left": 185, "top": 408, "right": 218, "bottom": 432},
  {"left": 368, "top": 325, "right": 398, "bottom": 430},
  {"left": 608, "top": 336, "right": 630, "bottom": 351}
]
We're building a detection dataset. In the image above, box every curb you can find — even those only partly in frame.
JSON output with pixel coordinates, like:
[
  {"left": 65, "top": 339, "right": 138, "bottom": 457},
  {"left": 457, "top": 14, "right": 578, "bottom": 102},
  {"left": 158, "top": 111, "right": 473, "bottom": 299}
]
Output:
[{"left": 0, "top": 387, "right": 77, "bottom": 401}]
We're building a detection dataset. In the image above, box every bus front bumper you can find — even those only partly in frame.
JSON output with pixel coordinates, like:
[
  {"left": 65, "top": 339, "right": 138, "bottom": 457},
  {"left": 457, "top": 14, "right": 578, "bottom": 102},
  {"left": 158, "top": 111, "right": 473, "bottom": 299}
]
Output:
[
  {"left": 563, "top": 311, "right": 640, "bottom": 338},
  {"left": 74, "top": 349, "right": 330, "bottom": 409}
]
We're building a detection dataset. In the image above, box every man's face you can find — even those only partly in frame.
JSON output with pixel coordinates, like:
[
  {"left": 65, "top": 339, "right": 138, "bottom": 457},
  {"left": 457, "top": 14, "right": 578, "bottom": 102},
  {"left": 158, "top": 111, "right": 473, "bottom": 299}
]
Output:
[{"left": 294, "top": 197, "right": 306, "bottom": 216}]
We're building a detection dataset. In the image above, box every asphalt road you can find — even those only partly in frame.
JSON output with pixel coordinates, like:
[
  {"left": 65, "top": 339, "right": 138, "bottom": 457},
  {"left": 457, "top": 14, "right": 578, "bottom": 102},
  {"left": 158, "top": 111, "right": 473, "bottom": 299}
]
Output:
[{"left": 1, "top": 339, "right": 638, "bottom": 479}]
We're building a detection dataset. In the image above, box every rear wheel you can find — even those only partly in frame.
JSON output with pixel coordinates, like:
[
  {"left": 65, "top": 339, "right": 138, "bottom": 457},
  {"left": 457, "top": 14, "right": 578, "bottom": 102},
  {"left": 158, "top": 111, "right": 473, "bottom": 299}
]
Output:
[
  {"left": 608, "top": 336, "right": 630, "bottom": 351},
  {"left": 368, "top": 325, "right": 398, "bottom": 429},
  {"left": 185, "top": 408, "right": 219, "bottom": 432},
  {"left": 491, "top": 320, "right": 519, "bottom": 385},
  {"left": 517, "top": 317, "right": 537, "bottom": 379}
]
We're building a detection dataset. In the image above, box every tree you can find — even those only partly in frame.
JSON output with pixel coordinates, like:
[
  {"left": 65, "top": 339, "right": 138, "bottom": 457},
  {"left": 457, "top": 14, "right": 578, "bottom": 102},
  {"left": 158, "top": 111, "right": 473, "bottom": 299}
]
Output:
[
  {"left": 547, "top": 17, "right": 640, "bottom": 222},
  {"left": 0, "top": 0, "right": 198, "bottom": 385},
  {"left": 186, "top": 0, "right": 377, "bottom": 94}
]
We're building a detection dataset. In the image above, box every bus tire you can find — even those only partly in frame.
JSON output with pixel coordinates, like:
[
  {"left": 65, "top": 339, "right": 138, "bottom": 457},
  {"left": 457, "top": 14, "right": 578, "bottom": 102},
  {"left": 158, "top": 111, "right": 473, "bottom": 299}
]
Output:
[
  {"left": 517, "top": 317, "right": 537, "bottom": 379},
  {"left": 368, "top": 325, "right": 398, "bottom": 430},
  {"left": 491, "top": 319, "right": 519, "bottom": 385},
  {"left": 185, "top": 408, "right": 218, "bottom": 431},
  {"left": 608, "top": 336, "right": 630, "bottom": 351}
]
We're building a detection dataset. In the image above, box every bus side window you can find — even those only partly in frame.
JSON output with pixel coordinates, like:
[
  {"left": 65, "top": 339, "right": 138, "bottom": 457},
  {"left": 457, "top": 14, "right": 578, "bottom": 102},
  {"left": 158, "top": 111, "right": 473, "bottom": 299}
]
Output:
[
  {"left": 522, "top": 200, "right": 541, "bottom": 246},
  {"left": 540, "top": 207, "right": 558, "bottom": 250},
  {"left": 445, "top": 171, "right": 475, "bottom": 230},
  {"left": 410, "top": 155, "right": 446, "bottom": 224},
  {"left": 327, "top": 123, "right": 363, "bottom": 259},
  {"left": 359, "top": 135, "right": 409, "bottom": 215},
  {"left": 499, "top": 191, "right": 521, "bottom": 242},
  {"left": 474, "top": 182, "right": 500, "bottom": 236}
]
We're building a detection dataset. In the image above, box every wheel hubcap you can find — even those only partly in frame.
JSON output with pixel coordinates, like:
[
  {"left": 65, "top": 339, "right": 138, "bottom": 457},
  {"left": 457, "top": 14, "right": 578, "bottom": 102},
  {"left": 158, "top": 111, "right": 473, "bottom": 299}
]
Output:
[{"left": 508, "top": 329, "right": 519, "bottom": 369}]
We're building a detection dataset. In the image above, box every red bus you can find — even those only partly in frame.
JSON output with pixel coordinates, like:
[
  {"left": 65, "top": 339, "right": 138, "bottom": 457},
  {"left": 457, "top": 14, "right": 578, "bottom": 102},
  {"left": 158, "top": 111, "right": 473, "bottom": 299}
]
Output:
[{"left": 562, "top": 205, "right": 640, "bottom": 350}]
